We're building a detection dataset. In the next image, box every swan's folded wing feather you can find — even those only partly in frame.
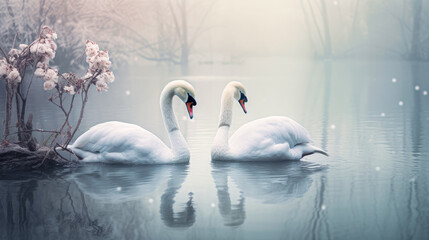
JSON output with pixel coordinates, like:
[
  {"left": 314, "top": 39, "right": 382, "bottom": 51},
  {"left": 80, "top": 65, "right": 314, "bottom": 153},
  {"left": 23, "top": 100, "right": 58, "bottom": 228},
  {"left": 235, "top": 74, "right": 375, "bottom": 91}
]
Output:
[
  {"left": 229, "top": 116, "right": 313, "bottom": 155},
  {"left": 72, "top": 121, "right": 168, "bottom": 157}
]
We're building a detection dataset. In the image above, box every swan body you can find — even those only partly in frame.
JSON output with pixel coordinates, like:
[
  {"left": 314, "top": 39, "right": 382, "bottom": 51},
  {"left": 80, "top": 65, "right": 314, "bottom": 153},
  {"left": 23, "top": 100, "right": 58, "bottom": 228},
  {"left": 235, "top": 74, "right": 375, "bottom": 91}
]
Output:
[
  {"left": 69, "top": 80, "right": 197, "bottom": 164},
  {"left": 211, "top": 81, "right": 327, "bottom": 161}
]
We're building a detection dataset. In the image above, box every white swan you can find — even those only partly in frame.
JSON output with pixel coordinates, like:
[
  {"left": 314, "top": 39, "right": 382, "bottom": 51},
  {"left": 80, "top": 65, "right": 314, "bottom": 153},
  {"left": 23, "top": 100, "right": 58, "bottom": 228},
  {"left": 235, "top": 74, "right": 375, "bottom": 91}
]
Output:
[
  {"left": 211, "top": 81, "right": 328, "bottom": 161},
  {"left": 68, "top": 80, "right": 197, "bottom": 164}
]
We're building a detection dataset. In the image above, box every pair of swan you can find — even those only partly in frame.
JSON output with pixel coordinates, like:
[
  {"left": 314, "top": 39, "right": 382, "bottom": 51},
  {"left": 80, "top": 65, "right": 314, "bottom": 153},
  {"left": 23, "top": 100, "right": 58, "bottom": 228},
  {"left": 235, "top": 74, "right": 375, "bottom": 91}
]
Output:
[{"left": 68, "top": 80, "right": 327, "bottom": 163}]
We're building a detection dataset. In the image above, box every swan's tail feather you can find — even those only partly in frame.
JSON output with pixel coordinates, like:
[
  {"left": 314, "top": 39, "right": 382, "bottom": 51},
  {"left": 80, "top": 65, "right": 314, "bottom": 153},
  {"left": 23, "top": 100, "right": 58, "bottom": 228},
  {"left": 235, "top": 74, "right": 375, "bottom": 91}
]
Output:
[
  {"left": 299, "top": 144, "right": 329, "bottom": 157},
  {"left": 313, "top": 147, "right": 329, "bottom": 157}
]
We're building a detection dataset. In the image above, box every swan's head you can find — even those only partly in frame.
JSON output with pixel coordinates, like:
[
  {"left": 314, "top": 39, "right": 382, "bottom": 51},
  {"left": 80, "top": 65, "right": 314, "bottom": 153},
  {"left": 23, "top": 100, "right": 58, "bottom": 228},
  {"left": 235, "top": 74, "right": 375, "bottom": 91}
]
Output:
[
  {"left": 228, "top": 81, "right": 248, "bottom": 114},
  {"left": 173, "top": 80, "right": 197, "bottom": 119}
]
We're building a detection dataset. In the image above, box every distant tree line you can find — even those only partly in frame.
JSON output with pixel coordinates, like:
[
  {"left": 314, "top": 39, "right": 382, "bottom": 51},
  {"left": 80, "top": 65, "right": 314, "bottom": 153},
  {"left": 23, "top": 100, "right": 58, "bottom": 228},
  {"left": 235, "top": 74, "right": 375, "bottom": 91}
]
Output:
[
  {"left": 0, "top": 0, "right": 216, "bottom": 75},
  {"left": 301, "top": 0, "right": 429, "bottom": 60}
]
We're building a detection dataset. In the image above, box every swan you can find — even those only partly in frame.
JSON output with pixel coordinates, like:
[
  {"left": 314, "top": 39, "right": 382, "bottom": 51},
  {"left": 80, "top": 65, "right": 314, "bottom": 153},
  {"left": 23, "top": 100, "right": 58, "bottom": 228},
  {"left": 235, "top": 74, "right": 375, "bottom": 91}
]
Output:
[
  {"left": 211, "top": 81, "right": 328, "bottom": 161},
  {"left": 68, "top": 80, "right": 197, "bottom": 164}
]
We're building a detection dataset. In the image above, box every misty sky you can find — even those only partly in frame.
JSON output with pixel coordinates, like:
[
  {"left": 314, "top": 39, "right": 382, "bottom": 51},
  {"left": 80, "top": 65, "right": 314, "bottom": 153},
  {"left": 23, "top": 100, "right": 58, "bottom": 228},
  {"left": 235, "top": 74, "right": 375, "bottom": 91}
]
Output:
[
  {"left": 2, "top": 0, "right": 427, "bottom": 65},
  {"left": 207, "top": 0, "right": 309, "bottom": 57}
]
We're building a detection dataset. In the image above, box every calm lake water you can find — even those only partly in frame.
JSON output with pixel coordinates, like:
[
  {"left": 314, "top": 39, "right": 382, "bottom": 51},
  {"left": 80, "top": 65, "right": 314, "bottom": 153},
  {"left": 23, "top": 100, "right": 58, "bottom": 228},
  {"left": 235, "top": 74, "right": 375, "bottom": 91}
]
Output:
[{"left": 1, "top": 59, "right": 429, "bottom": 240}]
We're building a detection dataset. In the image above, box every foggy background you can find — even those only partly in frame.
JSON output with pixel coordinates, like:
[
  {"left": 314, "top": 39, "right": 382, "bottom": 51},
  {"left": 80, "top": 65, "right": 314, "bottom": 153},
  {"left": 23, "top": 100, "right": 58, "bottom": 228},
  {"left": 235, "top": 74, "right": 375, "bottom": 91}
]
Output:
[{"left": 1, "top": 0, "right": 428, "bottom": 76}]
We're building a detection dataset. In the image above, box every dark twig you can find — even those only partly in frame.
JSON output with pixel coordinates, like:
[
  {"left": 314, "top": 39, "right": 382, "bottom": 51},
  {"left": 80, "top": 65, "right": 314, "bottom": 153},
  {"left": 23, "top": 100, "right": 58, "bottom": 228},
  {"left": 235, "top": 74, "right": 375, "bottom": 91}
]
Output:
[
  {"left": 50, "top": 94, "right": 75, "bottom": 148},
  {"left": 0, "top": 46, "right": 9, "bottom": 62},
  {"left": 53, "top": 143, "right": 73, "bottom": 161},
  {"left": 10, "top": 129, "right": 60, "bottom": 135}
]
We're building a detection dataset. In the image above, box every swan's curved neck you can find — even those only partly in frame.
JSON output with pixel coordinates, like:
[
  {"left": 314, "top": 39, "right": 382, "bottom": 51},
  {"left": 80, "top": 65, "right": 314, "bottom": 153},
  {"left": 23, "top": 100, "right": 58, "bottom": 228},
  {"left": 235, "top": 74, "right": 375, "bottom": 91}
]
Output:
[
  {"left": 213, "top": 86, "right": 235, "bottom": 151},
  {"left": 161, "top": 89, "right": 179, "bottom": 132},
  {"left": 160, "top": 86, "right": 188, "bottom": 155},
  {"left": 218, "top": 87, "right": 235, "bottom": 127}
]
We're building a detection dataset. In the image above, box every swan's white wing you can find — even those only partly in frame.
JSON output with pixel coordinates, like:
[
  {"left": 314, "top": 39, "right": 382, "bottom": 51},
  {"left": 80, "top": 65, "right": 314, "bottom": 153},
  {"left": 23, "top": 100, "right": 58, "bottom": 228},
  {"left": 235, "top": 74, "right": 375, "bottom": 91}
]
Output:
[
  {"left": 228, "top": 116, "right": 313, "bottom": 160},
  {"left": 71, "top": 121, "right": 172, "bottom": 163}
]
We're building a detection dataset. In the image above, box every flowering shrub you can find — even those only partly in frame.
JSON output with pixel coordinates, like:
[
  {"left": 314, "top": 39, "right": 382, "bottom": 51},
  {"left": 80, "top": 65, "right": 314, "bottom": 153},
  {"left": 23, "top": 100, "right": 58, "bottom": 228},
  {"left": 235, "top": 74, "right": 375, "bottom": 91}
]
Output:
[
  {"left": 0, "top": 26, "right": 114, "bottom": 157},
  {"left": 33, "top": 39, "right": 114, "bottom": 95},
  {"left": 85, "top": 40, "right": 115, "bottom": 92},
  {"left": 0, "top": 59, "right": 21, "bottom": 84}
]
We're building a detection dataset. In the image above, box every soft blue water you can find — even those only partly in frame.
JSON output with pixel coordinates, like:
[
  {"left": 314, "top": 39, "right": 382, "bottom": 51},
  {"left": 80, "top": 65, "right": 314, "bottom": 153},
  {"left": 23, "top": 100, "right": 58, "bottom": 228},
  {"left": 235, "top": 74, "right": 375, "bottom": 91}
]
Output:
[{"left": 1, "top": 59, "right": 429, "bottom": 240}]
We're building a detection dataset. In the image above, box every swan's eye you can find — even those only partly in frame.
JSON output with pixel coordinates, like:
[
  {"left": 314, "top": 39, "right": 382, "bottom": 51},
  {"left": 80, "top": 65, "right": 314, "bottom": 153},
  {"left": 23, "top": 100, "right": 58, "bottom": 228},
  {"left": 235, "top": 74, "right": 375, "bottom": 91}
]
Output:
[
  {"left": 238, "top": 92, "right": 247, "bottom": 114},
  {"left": 186, "top": 93, "right": 197, "bottom": 119}
]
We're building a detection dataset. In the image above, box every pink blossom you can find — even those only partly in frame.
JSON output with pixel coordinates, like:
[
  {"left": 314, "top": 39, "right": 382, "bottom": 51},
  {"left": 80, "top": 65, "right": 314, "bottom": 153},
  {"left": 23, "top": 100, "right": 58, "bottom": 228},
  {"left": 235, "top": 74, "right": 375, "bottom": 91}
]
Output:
[
  {"left": 86, "top": 46, "right": 98, "bottom": 58},
  {"left": 34, "top": 68, "right": 45, "bottom": 77},
  {"left": 28, "top": 26, "right": 57, "bottom": 68},
  {"left": 99, "top": 50, "right": 109, "bottom": 59},
  {"left": 36, "top": 62, "right": 46, "bottom": 68},
  {"left": 85, "top": 40, "right": 99, "bottom": 58},
  {"left": 95, "top": 80, "right": 108, "bottom": 92},
  {"left": 47, "top": 39, "right": 57, "bottom": 51},
  {"left": 90, "top": 53, "right": 112, "bottom": 71},
  {"left": 8, "top": 69, "right": 19, "bottom": 80},
  {"left": 83, "top": 40, "right": 114, "bottom": 92},
  {"left": 44, "top": 69, "right": 58, "bottom": 83},
  {"left": 86, "top": 56, "right": 94, "bottom": 64},
  {"left": 98, "top": 71, "right": 115, "bottom": 83},
  {"left": 0, "top": 60, "right": 9, "bottom": 77},
  {"left": 12, "top": 76, "right": 22, "bottom": 83},
  {"left": 8, "top": 48, "right": 21, "bottom": 56},
  {"left": 30, "top": 44, "right": 38, "bottom": 54},
  {"left": 64, "top": 85, "right": 75, "bottom": 95},
  {"left": 46, "top": 48, "right": 55, "bottom": 58},
  {"left": 40, "top": 26, "right": 55, "bottom": 39},
  {"left": 7, "top": 69, "right": 21, "bottom": 83},
  {"left": 37, "top": 44, "right": 47, "bottom": 54},
  {"left": 83, "top": 72, "right": 93, "bottom": 79},
  {"left": 85, "top": 41, "right": 108, "bottom": 71},
  {"left": 19, "top": 44, "right": 28, "bottom": 50},
  {"left": 107, "top": 71, "right": 115, "bottom": 82},
  {"left": 44, "top": 80, "right": 55, "bottom": 90}
]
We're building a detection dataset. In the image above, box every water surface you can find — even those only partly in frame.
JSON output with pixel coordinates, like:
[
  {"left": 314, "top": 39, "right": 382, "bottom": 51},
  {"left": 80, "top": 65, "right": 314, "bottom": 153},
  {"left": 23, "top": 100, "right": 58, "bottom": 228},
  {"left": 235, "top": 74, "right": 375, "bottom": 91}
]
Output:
[{"left": 1, "top": 59, "right": 429, "bottom": 240}]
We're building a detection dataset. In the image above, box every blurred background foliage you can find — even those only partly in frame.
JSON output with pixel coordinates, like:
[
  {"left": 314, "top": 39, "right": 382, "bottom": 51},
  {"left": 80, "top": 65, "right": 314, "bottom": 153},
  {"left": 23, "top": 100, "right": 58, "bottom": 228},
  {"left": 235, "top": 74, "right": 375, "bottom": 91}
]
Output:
[{"left": 1, "top": 0, "right": 429, "bottom": 75}]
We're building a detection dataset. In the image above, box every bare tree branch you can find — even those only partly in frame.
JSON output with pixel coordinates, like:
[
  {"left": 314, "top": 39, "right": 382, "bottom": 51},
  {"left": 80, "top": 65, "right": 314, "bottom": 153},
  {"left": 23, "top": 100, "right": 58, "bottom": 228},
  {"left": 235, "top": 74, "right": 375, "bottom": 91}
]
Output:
[
  {"left": 168, "top": 0, "right": 183, "bottom": 41},
  {"left": 189, "top": 0, "right": 217, "bottom": 49},
  {"left": 305, "top": 0, "right": 326, "bottom": 50}
]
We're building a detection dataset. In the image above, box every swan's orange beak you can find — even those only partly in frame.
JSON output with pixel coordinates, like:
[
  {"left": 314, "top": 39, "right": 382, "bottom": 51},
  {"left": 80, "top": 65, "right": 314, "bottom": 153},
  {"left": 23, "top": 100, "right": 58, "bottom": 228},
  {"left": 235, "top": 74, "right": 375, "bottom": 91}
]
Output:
[
  {"left": 239, "top": 92, "right": 248, "bottom": 114},
  {"left": 186, "top": 94, "right": 197, "bottom": 119}
]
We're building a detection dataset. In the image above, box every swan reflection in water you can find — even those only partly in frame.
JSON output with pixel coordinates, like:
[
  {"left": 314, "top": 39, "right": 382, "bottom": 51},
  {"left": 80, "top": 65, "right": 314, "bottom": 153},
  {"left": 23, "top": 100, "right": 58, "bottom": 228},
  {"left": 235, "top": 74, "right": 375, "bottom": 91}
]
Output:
[
  {"left": 69, "top": 163, "right": 195, "bottom": 228},
  {"left": 211, "top": 161, "right": 327, "bottom": 226}
]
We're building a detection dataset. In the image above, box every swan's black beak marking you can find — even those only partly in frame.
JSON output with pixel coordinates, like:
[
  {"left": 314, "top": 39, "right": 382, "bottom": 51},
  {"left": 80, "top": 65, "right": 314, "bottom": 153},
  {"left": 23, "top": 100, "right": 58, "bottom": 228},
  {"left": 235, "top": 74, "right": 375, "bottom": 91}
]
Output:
[
  {"left": 186, "top": 93, "right": 197, "bottom": 119},
  {"left": 239, "top": 92, "right": 248, "bottom": 114}
]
